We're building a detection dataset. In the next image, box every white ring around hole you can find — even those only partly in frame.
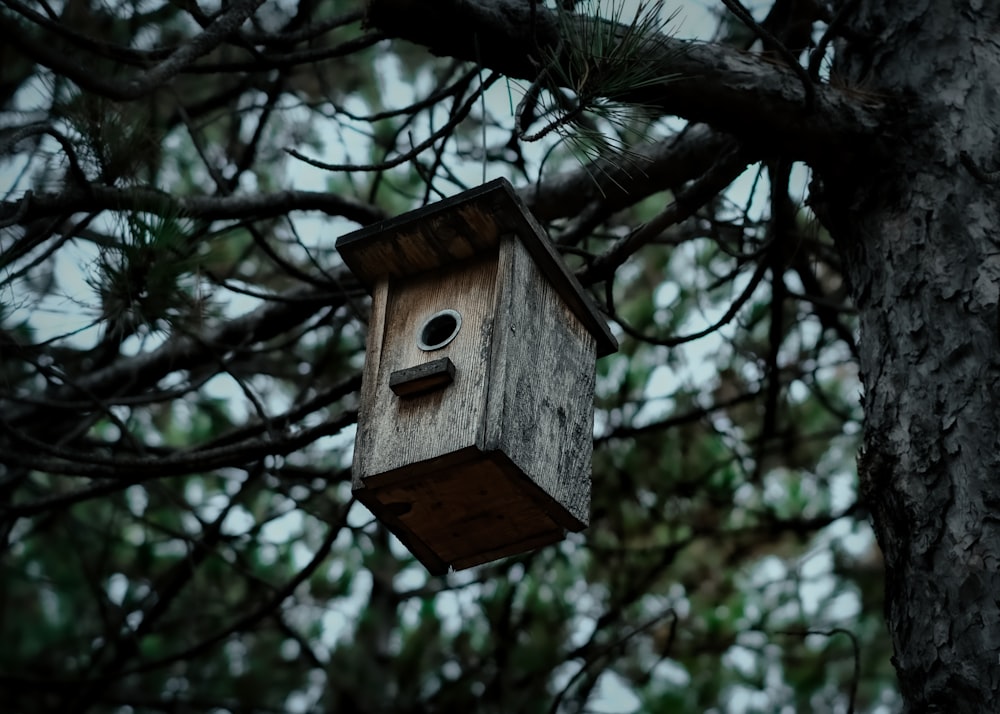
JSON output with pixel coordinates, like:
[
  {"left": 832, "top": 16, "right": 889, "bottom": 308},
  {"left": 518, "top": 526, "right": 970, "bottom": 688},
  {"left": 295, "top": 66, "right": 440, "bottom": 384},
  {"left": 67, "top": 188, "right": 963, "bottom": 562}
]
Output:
[{"left": 417, "top": 309, "right": 462, "bottom": 351}]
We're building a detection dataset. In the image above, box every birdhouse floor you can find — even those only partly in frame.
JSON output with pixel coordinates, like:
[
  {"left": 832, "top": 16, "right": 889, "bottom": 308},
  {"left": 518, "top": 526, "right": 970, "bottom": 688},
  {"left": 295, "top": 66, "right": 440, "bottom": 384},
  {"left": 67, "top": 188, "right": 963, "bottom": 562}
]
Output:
[{"left": 355, "top": 448, "right": 575, "bottom": 573}]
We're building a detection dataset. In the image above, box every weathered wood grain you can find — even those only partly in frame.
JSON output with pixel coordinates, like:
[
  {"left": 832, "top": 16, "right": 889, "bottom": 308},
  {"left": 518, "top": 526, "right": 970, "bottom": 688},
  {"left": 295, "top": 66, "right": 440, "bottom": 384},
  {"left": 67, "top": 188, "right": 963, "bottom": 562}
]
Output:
[
  {"left": 336, "top": 178, "right": 617, "bottom": 356},
  {"left": 482, "top": 234, "right": 595, "bottom": 529},
  {"left": 389, "top": 357, "right": 455, "bottom": 397},
  {"left": 363, "top": 452, "right": 566, "bottom": 574},
  {"left": 353, "top": 253, "right": 498, "bottom": 480}
]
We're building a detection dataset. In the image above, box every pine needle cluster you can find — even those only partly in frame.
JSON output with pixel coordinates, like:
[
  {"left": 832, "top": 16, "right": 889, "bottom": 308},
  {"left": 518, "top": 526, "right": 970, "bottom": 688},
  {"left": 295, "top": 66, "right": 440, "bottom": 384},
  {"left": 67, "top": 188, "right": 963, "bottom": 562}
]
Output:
[
  {"left": 89, "top": 209, "right": 209, "bottom": 344},
  {"left": 518, "top": 0, "right": 681, "bottom": 166}
]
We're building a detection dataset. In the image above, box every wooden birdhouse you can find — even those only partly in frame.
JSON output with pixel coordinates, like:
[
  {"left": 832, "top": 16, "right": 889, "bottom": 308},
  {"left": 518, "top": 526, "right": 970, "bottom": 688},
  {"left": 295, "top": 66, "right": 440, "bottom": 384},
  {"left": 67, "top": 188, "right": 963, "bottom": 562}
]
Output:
[{"left": 336, "top": 178, "right": 617, "bottom": 574}]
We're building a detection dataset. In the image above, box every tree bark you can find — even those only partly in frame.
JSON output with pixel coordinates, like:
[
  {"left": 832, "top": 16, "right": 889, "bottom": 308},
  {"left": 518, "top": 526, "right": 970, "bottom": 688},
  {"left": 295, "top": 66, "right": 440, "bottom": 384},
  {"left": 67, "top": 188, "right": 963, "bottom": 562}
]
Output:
[{"left": 818, "top": 1, "right": 1000, "bottom": 710}]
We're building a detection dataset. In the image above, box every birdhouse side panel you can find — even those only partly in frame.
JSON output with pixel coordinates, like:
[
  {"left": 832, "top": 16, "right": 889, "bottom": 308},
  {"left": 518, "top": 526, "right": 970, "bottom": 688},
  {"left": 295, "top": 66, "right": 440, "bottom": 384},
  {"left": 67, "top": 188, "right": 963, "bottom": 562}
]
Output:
[
  {"left": 354, "top": 253, "right": 499, "bottom": 481},
  {"left": 482, "top": 236, "right": 596, "bottom": 528}
]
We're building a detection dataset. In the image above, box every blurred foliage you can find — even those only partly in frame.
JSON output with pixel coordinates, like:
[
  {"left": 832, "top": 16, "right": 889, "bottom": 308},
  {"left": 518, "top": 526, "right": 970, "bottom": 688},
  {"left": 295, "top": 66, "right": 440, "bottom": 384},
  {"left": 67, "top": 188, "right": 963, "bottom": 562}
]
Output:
[{"left": 0, "top": 0, "right": 897, "bottom": 713}]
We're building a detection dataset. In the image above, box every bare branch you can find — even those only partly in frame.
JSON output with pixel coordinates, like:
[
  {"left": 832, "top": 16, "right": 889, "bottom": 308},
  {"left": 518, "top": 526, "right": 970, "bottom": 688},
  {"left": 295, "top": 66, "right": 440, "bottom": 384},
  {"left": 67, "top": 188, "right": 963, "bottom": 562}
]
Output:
[
  {"left": 0, "top": 406, "right": 358, "bottom": 480},
  {"left": 1, "top": 0, "right": 265, "bottom": 101},
  {"left": 0, "top": 185, "right": 387, "bottom": 227},
  {"left": 286, "top": 71, "right": 500, "bottom": 172},
  {"left": 1, "top": 283, "right": 355, "bottom": 428},
  {"left": 578, "top": 145, "right": 752, "bottom": 283},
  {"left": 523, "top": 124, "right": 734, "bottom": 222}
]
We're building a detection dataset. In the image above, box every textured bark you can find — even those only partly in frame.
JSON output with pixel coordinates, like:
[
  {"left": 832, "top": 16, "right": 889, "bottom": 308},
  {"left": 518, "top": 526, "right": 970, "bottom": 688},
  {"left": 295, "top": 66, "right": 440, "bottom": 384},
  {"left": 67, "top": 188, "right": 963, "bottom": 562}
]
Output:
[
  {"left": 365, "top": 0, "right": 885, "bottom": 163},
  {"left": 819, "top": 1, "right": 1000, "bottom": 710},
  {"left": 523, "top": 125, "right": 737, "bottom": 222}
]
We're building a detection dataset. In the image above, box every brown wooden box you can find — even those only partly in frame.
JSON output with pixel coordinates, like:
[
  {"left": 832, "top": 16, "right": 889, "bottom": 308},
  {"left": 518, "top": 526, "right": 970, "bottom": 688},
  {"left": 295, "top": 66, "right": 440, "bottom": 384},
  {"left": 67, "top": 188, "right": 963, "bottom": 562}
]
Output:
[{"left": 336, "top": 179, "right": 617, "bottom": 574}]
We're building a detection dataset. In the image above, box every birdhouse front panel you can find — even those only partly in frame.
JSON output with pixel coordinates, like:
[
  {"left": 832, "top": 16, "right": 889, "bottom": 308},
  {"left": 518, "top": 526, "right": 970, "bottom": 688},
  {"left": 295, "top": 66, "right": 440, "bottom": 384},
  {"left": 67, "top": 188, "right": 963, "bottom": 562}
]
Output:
[{"left": 353, "top": 250, "right": 499, "bottom": 480}]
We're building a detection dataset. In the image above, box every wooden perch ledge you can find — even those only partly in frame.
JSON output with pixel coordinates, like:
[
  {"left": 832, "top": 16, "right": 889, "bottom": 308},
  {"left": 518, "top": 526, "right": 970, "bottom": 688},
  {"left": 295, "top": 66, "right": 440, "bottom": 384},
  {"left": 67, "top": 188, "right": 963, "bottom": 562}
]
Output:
[{"left": 364, "top": 0, "right": 888, "bottom": 164}]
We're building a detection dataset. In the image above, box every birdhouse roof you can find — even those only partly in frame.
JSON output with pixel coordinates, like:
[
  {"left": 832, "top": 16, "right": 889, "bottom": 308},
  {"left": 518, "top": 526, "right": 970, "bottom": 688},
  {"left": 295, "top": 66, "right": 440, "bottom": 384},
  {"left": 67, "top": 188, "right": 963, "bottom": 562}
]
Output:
[{"left": 336, "top": 178, "right": 618, "bottom": 357}]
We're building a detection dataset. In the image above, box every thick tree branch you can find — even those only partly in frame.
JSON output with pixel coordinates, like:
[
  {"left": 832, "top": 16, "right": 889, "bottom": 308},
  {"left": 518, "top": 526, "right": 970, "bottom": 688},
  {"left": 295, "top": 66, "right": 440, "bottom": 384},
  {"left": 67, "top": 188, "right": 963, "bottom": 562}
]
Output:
[
  {"left": 523, "top": 124, "right": 734, "bottom": 222},
  {"left": 0, "top": 185, "right": 387, "bottom": 227},
  {"left": 365, "top": 0, "right": 887, "bottom": 164}
]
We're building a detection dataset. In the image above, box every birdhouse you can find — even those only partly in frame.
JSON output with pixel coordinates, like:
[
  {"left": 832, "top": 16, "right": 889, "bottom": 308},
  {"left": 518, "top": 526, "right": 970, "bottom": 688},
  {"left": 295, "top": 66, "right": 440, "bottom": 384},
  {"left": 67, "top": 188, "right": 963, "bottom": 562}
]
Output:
[{"left": 336, "top": 178, "right": 617, "bottom": 574}]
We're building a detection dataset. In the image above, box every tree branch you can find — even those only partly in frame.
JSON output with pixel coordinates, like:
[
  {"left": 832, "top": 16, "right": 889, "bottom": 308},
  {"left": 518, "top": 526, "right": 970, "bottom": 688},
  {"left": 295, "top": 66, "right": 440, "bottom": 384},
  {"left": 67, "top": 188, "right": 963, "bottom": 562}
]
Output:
[
  {"left": 1, "top": 284, "right": 355, "bottom": 428},
  {"left": 364, "top": 0, "right": 887, "bottom": 163},
  {"left": 578, "top": 145, "right": 752, "bottom": 283},
  {"left": 0, "top": 406, "right": 358, "bottom": 480},
  {"left": 522, "top": 124, "right": 734, "bottom": 222},
  {"left": 0, "top": 185, "right": 387, "bottom": 227},
  {"left": 1, "top": 0, "right": 266, "bottom": 101}
]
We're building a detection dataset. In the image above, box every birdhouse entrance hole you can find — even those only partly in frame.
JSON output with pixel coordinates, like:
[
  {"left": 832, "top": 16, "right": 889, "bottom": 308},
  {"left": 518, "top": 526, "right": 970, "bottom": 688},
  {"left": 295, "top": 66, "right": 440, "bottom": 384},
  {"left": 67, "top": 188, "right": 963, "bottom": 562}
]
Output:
[{"left": 418, "top": 309, "right": 462, "bottom": 351}]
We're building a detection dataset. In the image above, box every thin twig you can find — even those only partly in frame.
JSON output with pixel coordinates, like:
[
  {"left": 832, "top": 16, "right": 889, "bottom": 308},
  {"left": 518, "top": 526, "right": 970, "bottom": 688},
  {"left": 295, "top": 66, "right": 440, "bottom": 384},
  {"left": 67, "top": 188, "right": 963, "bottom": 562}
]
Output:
[
  {"left": 808, "top": 0, "right": 862, "bottom": 81},
  {"left": 606, "top": 255, "right": 769, "bottom": 347},
  {"left": 774, "top": 627, "right": 861, "bottom": 714},
  {"left": 579, "top": 147, "right": 752, "bottom": 283},
  {"left": 286, "top": 72, "right": 500, "bottom": 172},
  {"left": 0, "top": 407, "right": 358, "bottom": 479},
  {"left": 719, "top": 0, "right": 815, "bottom": 108},
  {"left": 2, "top": 124, "right": 90, "bottom": 185}
]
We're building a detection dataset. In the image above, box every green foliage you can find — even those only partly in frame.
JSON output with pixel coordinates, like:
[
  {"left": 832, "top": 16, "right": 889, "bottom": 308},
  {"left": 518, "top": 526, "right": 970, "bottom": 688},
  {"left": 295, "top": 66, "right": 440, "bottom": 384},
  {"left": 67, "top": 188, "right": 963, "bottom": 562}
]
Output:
[
  {"left": 58, "top": 92, "right": 159, "bottom": 185},
  {"left": 89, "top": 209, "right": 209, "bottom": 338}
]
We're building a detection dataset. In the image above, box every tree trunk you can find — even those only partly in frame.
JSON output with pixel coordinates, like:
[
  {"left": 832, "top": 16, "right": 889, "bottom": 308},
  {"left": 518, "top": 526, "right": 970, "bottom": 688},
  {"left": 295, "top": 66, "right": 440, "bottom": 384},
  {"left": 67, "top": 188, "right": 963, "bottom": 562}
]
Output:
[{"left": 822, "top": 1, "right": 1000, "bottom": 709}]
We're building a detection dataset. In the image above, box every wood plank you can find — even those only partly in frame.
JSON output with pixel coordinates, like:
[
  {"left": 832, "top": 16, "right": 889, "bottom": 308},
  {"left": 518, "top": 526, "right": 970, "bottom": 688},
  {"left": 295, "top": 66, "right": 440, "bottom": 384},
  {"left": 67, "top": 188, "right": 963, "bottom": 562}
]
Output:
[
  {"left": 336, "top": 178, "right": 618, "bottom": 356},
  {"left": 360, "top": 452, "right": 565, "bottom": 572},
  {"left": 389, "top": 357, "right": 456, "bottom": 397},
  {"left": 482, "top": 235, "right": 595, "bottom": 529},
  {"left": 352, "top": 279, "right": 390, "bottom": 490},
  {"left": 354, "top": 253, "right": 498, "bottom": 479}
]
